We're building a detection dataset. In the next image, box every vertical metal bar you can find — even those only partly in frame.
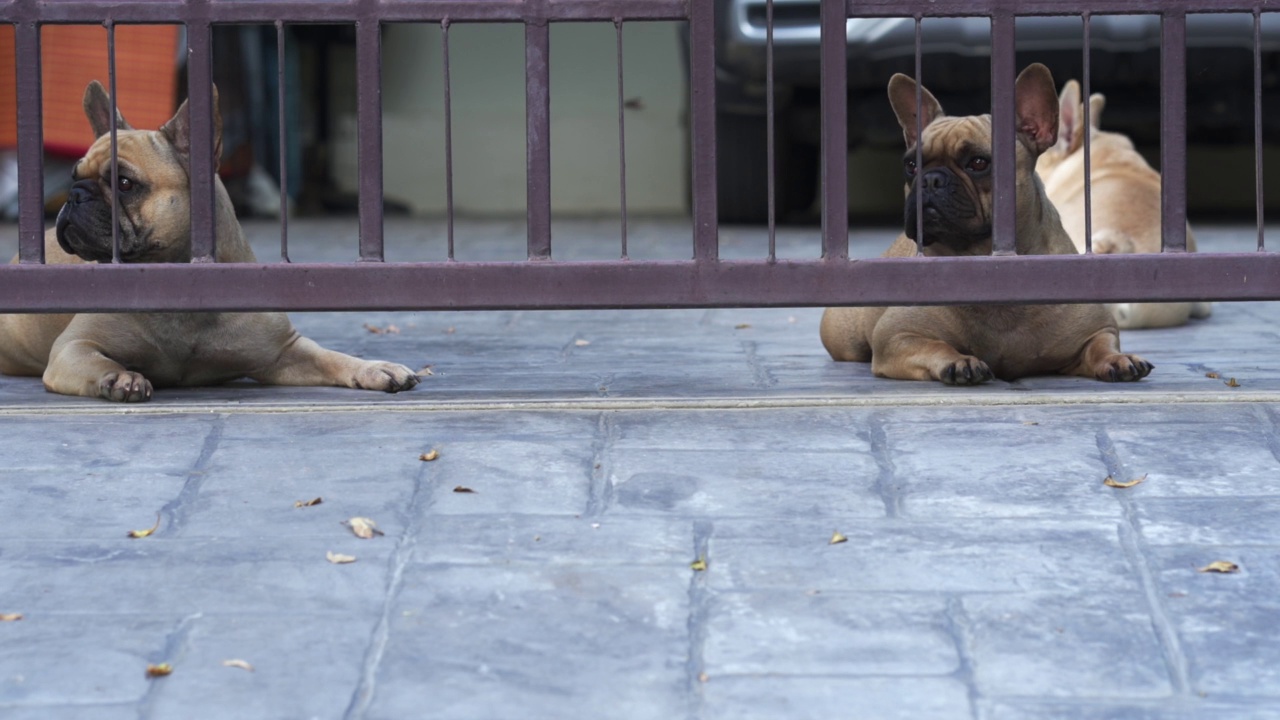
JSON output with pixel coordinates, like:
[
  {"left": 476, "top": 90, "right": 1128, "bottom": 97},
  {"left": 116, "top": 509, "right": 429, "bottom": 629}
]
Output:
[
  {"left": 914, "top": 16, "right": 923, "bottom": 255},
  {"left": 990, "top": 11, "right": 1017, "bottom": 256},
  {"left": 689, "top": 0, "right": 718, "bottom": 261},
  {"left": 818, "top": 0, "right": 846, "bottom": 260},
  {"left": 1160, "top": 11, "right": 1188, "bottom": 253},
  {"left": 1082, "top": 12, "right": 1092, "bottom": 254},
  {"left": 615, "top": 19, "right": 628, "bottom": 260},
  {"left": 765, "top": 0, "right": 776, "bottom": 262},
  {"left": 15, "top": 16, "right": 44, "bottom": 264},
  {"left": 525, "top": 18, "right": 552, "bottom": 260},
  {"left": 442, "top": 19, "right": 455, "bottom": 261},
  {"left": 277, "top": 20, "right": 290, "bottom": 262},
  {"left": 186, "top": 13, "right": 218, "bottom": 263},
  {"left": 357, "top": 8, "right": 385, "bottom": 262},
  {"left": 1255, "top": 8, "right": 1265, "bottom": 252},
  {"left": 107, "top": 20, "right": 121, "bottom": 264}
]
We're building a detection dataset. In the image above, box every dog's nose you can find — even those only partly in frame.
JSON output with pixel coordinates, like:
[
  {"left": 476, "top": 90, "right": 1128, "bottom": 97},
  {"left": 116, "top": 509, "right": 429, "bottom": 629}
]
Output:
[
  {"left": 67, "top": 179, "right": 97, "bottom": 205},
  {"left": 921, "top": 169, "right": 950, "bottom": 191}
]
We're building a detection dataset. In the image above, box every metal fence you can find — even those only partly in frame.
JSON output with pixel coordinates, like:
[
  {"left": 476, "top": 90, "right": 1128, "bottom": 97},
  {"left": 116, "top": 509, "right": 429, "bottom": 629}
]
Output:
[{"left": 2, "top": 0, "right": 1279, "bottom": 313}]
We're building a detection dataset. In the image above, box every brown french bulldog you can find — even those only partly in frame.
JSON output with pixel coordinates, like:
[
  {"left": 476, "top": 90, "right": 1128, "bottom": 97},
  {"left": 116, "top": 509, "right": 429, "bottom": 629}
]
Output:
[
  {"left": 1036, "top": 79, "right": 1213, "bottom": 329},
  {"left": 819, "top": 64, "right": 1152, "bottom": 385},
  {"left": 0, "top": 81, "right": 421, "bottom": 402}
]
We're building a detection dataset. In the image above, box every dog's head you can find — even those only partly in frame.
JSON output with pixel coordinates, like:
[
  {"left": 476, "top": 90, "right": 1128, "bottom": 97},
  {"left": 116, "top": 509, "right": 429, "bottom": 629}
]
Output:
[
  {"left": 55, "top": 81, "right": 222, "bottom": 263},
  {"left": 890, "top": 63, "right": 1059, "bottom": 255}
]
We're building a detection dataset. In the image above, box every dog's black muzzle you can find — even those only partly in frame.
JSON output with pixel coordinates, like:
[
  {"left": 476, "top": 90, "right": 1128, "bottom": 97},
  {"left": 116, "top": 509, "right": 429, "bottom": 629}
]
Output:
[
  {"left": 903, "top": 168, "right": 985, "bottom": 252},
  {"left": 55, "top": 179, "right": 116, "bottom": 262}
]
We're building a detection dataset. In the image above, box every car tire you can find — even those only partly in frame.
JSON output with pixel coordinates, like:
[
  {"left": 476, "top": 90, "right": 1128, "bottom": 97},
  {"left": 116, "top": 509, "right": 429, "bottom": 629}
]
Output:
[{"left": 715, "top": 109, "right": 818, "bottom": 225}]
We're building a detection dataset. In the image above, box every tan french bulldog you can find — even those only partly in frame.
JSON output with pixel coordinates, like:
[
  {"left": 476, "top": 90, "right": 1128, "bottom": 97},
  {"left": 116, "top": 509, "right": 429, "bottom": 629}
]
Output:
[
  {"left": 1036, "top": 79, "right": 1213, "bottom": 329},
  {"left": 0, "top": 81, "right": 421, "bottom": 402},
  {"left": 819, "top": 64, "right": 1152, "bottom": 385}
]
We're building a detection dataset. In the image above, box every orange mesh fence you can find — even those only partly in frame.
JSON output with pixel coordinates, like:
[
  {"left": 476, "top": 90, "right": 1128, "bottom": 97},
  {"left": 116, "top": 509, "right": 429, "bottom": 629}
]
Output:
[{"left": 0, "top": 24, "right": 180, "bottom": 157}]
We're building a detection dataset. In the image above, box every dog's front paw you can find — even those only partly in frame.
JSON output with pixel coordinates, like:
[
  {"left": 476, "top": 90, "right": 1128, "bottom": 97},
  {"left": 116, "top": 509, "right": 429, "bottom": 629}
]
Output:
[
  {"left": 352, "top": 361, "right": 421, "bottom": 393},
  {"left": 936, "top": 356, "right": 994, "bottom": 386},
  {"left": 1096, "top": 354, "right": 1153, "bottom": 382},
  {"left": 99, "top": 371, "right": 153, "bottom": 402}
]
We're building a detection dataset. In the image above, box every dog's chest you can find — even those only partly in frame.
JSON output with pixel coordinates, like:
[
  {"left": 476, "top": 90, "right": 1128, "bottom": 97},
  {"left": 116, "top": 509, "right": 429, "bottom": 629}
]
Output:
[
  {"left": 132, "top": 313, "right": 256, "bottom": 385},
  {"left": 956, "top": 305, "right": 1076, "bottom": 377}
]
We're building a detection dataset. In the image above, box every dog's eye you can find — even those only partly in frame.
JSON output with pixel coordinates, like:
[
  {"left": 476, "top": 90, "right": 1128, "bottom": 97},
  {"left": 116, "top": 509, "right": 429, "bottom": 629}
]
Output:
[
  {"left": 116, "top": 176, "right": 135, "bottom": 193},
  {"left": 904, "top": 159, "right": 918, "bottom": 177},
  {"left": 965, "top": 156, "right": 990, "bottom": 173}
]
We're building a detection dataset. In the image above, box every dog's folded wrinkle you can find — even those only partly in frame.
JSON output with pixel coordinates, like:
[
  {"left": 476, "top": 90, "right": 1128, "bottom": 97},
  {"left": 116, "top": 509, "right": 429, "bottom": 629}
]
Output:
[
  {"left": 819, "top": 63, "right": 1152, "bottom": 385},
  {"left": 0, "top": 80, "right": 422, "bottom": 402}
]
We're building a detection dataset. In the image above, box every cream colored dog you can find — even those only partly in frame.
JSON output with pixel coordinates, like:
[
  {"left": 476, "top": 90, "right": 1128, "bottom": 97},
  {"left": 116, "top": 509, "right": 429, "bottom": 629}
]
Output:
[{"left": 1036, "top": 79, "right": 1212, "bottom": 329}]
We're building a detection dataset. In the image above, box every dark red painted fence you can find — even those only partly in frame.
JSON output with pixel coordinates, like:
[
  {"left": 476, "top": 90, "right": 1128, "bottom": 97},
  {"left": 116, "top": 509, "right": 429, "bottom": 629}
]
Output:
[{"left": 1, "top": 0, "right": 1278, "bottom": 313}]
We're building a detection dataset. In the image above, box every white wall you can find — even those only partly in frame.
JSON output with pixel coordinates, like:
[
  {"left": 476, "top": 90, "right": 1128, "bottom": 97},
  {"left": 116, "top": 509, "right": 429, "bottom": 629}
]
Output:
[{"left": 330, "top": 23, "right": 689, "bottom": 217}]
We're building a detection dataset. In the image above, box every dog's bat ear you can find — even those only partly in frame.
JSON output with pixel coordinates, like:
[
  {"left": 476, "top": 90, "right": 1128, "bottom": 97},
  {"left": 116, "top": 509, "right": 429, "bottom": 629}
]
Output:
[
  {"left": 888, "top": 73, "right": 944, "bottom": 149},
  {"left": 1088, "top": 93, "right": 1106, "bottom": 129},
  {"left": 1054, "top": 79, "right": 1082, "bottom": 155},
  {"left": 1014, "top": 63, "right": 1059, "bottom": 155},
  {"left": 82, "top": 80, "right": 133, "bottom": 139},
  {"left": 160, "top": 85, "right": 224, "bottom": 174}
]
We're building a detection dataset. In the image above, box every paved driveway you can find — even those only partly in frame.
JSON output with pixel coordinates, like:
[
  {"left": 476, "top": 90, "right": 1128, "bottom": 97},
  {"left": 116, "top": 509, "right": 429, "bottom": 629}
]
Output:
[{"left": 0, "top": 220, "right": 1277, "bottom": 719}]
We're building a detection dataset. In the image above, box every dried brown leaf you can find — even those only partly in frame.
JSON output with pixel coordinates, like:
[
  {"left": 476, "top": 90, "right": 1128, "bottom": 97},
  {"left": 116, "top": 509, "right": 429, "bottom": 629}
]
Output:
[
  {"left": 222, "top": 659, "right": 254, "bottom": 672},
  {"left": 690, "top": 557, "right": 707, "bottom": 572},
  {"left": 363, "top": 323, "right": 384, "bottom": 335},
  {"left": 0, "top": 613, "right": 22, "bottom": 622},
  {"left": 1205, "top": 371, "right": 1220, "bottom": 379},
  {"left": 1103, "top": 474, "right": 1147, "bottom": 489},
  {"left": 146, "top": 663, "right": 173, "bottom": 678},
  {"left": 326, "top": 551, "right": 357, "bottom": 564},
  {"left": 294, "top": 497, "right": 323, "bottom": 508},
  {"left": 828, "top": 531, "right": 848, "bottom": 545},
  {"left": 623, "top": 97, "right": 645, "bottom": 110},
  {"left": 734, "top": 323, "right": 752, "bottom": 330},
  {"left": 452, "top": 485, "right": 476, "bottom": 494},
  {"left": 127, "top": 514, "right": 161, "bottom": 539},
  {"left": 385, "top": 325, "right": 401, "bottom": 334},
  {"left": 346, "top": 517, "right": 384, "bottom": 539},
  {"left": 1225, "top": 377, "right": 1241, "bottom": 388},
  {"left": 1197, "top": 560, "right": 1240, "bottom": 574},
  {"left": 419, "top": 449, "right": 439, "bottom": 462}
]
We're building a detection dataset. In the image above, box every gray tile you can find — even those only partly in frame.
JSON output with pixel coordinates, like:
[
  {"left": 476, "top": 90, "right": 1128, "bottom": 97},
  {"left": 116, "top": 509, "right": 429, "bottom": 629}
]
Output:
[
  {"left": 702, "top": 677, "right": 971, "bottom": 720},
  {"left": 606, "top": 449, "right": 884, "bottom": 519},
  {"left": 963, "top": 592, "right": 1172, "bottom": 698},
  {"left": 706, "top": 519, "right": 1140, "bottom": 594},
  {"left": 703, "top": 591, "right": 957, "bottom": 675},
  {"left": 369, "top": 565, "right": 689, "bottom": 720}
]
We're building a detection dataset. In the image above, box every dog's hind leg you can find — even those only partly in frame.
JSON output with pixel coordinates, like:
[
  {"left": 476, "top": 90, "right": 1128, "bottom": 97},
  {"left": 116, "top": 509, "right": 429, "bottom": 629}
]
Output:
[{"left": 1112, "top": 302, "right": 1192, "bottom": 330}]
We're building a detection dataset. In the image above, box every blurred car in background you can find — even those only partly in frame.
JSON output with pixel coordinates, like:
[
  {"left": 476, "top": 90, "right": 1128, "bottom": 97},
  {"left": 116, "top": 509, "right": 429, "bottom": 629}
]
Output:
[{"left": 706, "top": 1, "right": 1280, "bottom": 223}]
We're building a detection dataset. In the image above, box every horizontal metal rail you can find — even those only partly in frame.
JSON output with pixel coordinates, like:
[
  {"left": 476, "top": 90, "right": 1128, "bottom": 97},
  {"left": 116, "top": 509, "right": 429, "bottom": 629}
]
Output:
[{"left": 0, "top": 254, "right": 1273, "bottom": 313}]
